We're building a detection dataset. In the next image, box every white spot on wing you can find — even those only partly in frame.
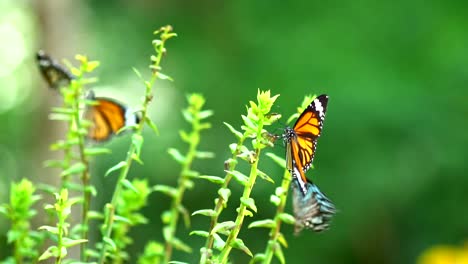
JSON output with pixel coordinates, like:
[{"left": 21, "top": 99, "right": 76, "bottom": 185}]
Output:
[{"left": 313, "top": 98, "right": 325, "bottom": 118}]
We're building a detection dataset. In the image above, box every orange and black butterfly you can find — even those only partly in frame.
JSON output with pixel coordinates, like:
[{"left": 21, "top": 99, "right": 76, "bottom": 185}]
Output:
[
  {"left": 36, "top": 51, "right": 140, "bottom": 142},
  {"left": 36, "top": 50, "right": 74, "bottom": 89},
  {"left": 84, "top": 90, "right": 140, "bottom": 142},
  {"left": 283, "top": 94, "right": 336, "bottom": 233}
]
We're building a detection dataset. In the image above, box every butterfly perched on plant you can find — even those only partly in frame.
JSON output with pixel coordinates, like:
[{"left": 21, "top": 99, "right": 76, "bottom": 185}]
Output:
[
  {"left": 283, "top": 94, "right": 336, "bottom": 233},
  {"left": 37, "top": 50, "right": 74, "bottom": 89},
  {"left": 84, "top": 90, "right": 140, "bottom": 142},
  {"left": 36, "top": 50, "right": 140, "bottom": 142}
]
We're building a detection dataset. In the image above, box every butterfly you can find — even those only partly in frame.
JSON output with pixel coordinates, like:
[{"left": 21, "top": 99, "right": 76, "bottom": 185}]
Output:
[
  {"left": 36, "top": 50, "right": 74, "bottom": 89},
  {"left": 37, "top": 50, "right": 140, "bottom": 142},
  {"left": 283, "top": 94, "right": 336, "bottom": 233},
  {"left": 84, "top": 90, "right": 140, "bottom": 142}
]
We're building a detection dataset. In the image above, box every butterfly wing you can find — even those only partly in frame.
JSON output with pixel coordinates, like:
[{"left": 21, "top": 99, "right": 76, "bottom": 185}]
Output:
[
  {"left": 36, "top": 50, "right": 74, "bottom": 89},
  {"left": 285, "top": 94, "right": 329, "bottom": 195},
  {"left": 292, "top": 180, "right": 336, "bottom": 234},
  {"left": 86, "top": 98, "right": 127, "bottom": 142},
  {"left": 85, "top": 97, "right": 140, "bottom": 142},
  {"left": 292, "top": 94, "right": 328, "bottom": 172}
]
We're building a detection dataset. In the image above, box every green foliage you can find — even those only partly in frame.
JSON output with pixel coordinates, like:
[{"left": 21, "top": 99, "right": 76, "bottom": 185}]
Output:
[
  {"left": 38, "top": 189, "right": 87, "bottom": 262},
  {"left": 137, "top": 241, "right": 164, "bottom": 264},
  {"left": 1, "top": 25, "right": 322, "bottom": 264},
  {"left": 110, "top": 179, "right": 153, "bottom": 264},
  {"left": 157, "top": 93, "right": 214, "bottom": 263},
  {"left": 192, "top": 90, "right": 280, "bottom": 263},
  {"left": 0, "top": 179, "right": 42, "bottom": 264},
  {"left": 97, "top": 25, "right": 176, "bottom": 264}
]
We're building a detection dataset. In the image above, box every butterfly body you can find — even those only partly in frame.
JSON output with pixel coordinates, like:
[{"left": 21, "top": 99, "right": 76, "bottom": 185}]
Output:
[{"left": 284, "top": 94, "right": 336, "bottom": 232}]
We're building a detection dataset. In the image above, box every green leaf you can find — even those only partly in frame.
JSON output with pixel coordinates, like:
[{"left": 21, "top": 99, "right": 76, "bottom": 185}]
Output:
[
  {"left": 248, "top": 219, "right": 276, "bottom": 229},
  {"left": 179, "top": 130, "right": 190, "bottom": 142},
  {"left": 51, "top": 107, "right": 75, "bottom": 115},
  {"left": 86, "top": 60, "right": 100, "bottom": 72},
  {"left": 277, "top": 232, "right": 288, "bottom": 248},
  {"left": 105, "top": 161, "right": 127, "bottom": 177},
  {"left": 224, "top": 122, "right": 243, "bottom": 139},
  {"left": 157, "top": 72, "right": 173, "bottom": 81},
  {"left": 211, "top": 221, "right": 236, "bottom": 235},
  {"left": 278, "top": 213, "right": 296, "bottom": 225},
  {"left": 132, "top": 152, "right": 144, "bottom": 165},
  {"left": 218, "top": 188, "right": 231, "bottom": 205},
  {"left": 270, "top": 194, "right": 281, "bottom": 206},
  {"left": 38, "top": 225, "right": 59, "bottom": 234},
  {"left": 39, "top": 246, "right": 59, "bottom": 260},
  {"left": 114, "top": 215, "right": 132, "bottom": 224},
  {"left": 62, "top": 238, "right": 88, "bottom": 248},
  {"left": 198, "top": 175, "right": 224, "bottom": 185},
  {"left": 168, "top": 148, "right": 186, "bottom": 164},
  {"left": 189, "top": 230, "right": 209, "bottom": 237},
  {"left": 251, "top": 253, "right": 266, "bottom": 263},
  {"left": 275, "top": 186, "right": 286, "bottom": 196},
  {"left": 226, "top": 170, "right": 248, "bottom": 186},
  {"left": 178, "top": 204, "right": 191, "bottom": 228},
  {"left": 49, "top": 113, "right": 72, "bottom": 121},
  {"left": 163, "top": 226, "right": 171, "bottom": 242},
  {"left": 87, "top": 210, "right": 104, "bottom": 220},
  {"left": 274, "top": 241, "right": 286, "bottom": 264},
  {"left": 198, "top": 109, "right": 214, "bottom": 119},
  {"left": 231, "top": 238, "right": 252, "bottom": 257},
  {"left": 132, "top": 67, "right": 143, "bottom": 80},
  {"left": 132, "top": 133, "right": 144, "bottom": 157},
  {"left": 121, "top": 179, "right": 139, "bottom": 194},
  {"left": 153, "top": 185, "right": 178, "bottom": 198},
  {"left": 195, "top": 151, "right": 215, "bottom": 159},
  {"left": 192, "top": 209, "right": 217, "bottom": 217},
  {"left": 169, "top": 262, "right": 189, "bottom": 264},
  {"left": 266, "top": 152, "right": 286, "bottom": 169},
  {"left": 171, "top": 237, "right": 192, "bottom": 253},
  {"left": 241, "top": 114, "right": 256, "bottom": 131},
  {"left": 257, "top": 169, "right": 275, "bottom": 183},
  {"left": 103, "top": 237, "right": 117, "bottom": 252},
  {"left": 145, "top": 116, "right": 160, "bottom": 135},
  {"left": 212, "top": 233, "right": 226, "bottom": 250},
  {"left": 240, "top": 197, "right": 257, "bottom": 213},
  {"left": 181, "top": 110, "right": 193, "bottom": 123},
  {"left": 61, "top": 162, "right": 86, "bottom": 177},
  {"left": 84, "top": 147, "right": 111, "bottom": 156}
]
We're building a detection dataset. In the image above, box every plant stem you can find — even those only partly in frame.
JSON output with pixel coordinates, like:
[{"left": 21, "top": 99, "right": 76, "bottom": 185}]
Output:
[
  {"left": 164, "top": 121, "right": 200, "bottom": 262},
  {"left": 97, "top": 26, "right": 173, "bottom": 264},
  {"left": 217, "top": 148, "right": 261, "bottom": 263},
  {"left": 263, "top": 170, "right": 290, "bottom": 263},
  {"left": 71, "top": 74, "right": 92, "bottom": 260},
  {"left": 218, "top": 117, "right": 266, "bottom": 263},
  {"left": 202, "top": 136, "right": 246, "bottom": 259}
]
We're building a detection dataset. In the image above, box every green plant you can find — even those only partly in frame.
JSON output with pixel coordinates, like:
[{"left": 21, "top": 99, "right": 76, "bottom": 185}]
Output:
[
  {"left": 96, "top": 25, "right": 176, "bottom": 264},
  {"left": 0, "top": 24, "right": 324, "bottom": 264},
  {"left": 0, "top": 179, "right": 42, "bottom": 264},
  {"left": 192, "top": 90, "right": 281, "bottom": 263},
  {"left": 155, "top": 93, "right": 214, "bottom": 263}
]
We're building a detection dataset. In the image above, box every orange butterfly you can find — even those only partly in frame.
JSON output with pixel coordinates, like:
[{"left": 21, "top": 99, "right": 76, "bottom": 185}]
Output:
[
  {"left": 37, "top": 51, "right": 140, "bottom": 142},
  {"left": 84, "top": 90, "right": 140, "bottom": 142},
  {"left": 283, "top": 94, "right": 336, "bottom": 233}
]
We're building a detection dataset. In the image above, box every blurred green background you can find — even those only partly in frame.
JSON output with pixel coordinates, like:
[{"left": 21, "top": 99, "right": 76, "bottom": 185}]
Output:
[{"left": 1, "top": 0, "right": 467, "bottom": 263}]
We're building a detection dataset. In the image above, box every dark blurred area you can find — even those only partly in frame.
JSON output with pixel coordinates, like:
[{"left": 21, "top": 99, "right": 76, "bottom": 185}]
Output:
[{"left": 1, "top": 0, "right": 467, "bottom": 263}]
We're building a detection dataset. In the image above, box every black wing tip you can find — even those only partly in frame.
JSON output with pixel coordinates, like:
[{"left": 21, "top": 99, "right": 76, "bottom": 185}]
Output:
[{"left": 316, "top": 94, "right": 329, "bottom": 107}]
